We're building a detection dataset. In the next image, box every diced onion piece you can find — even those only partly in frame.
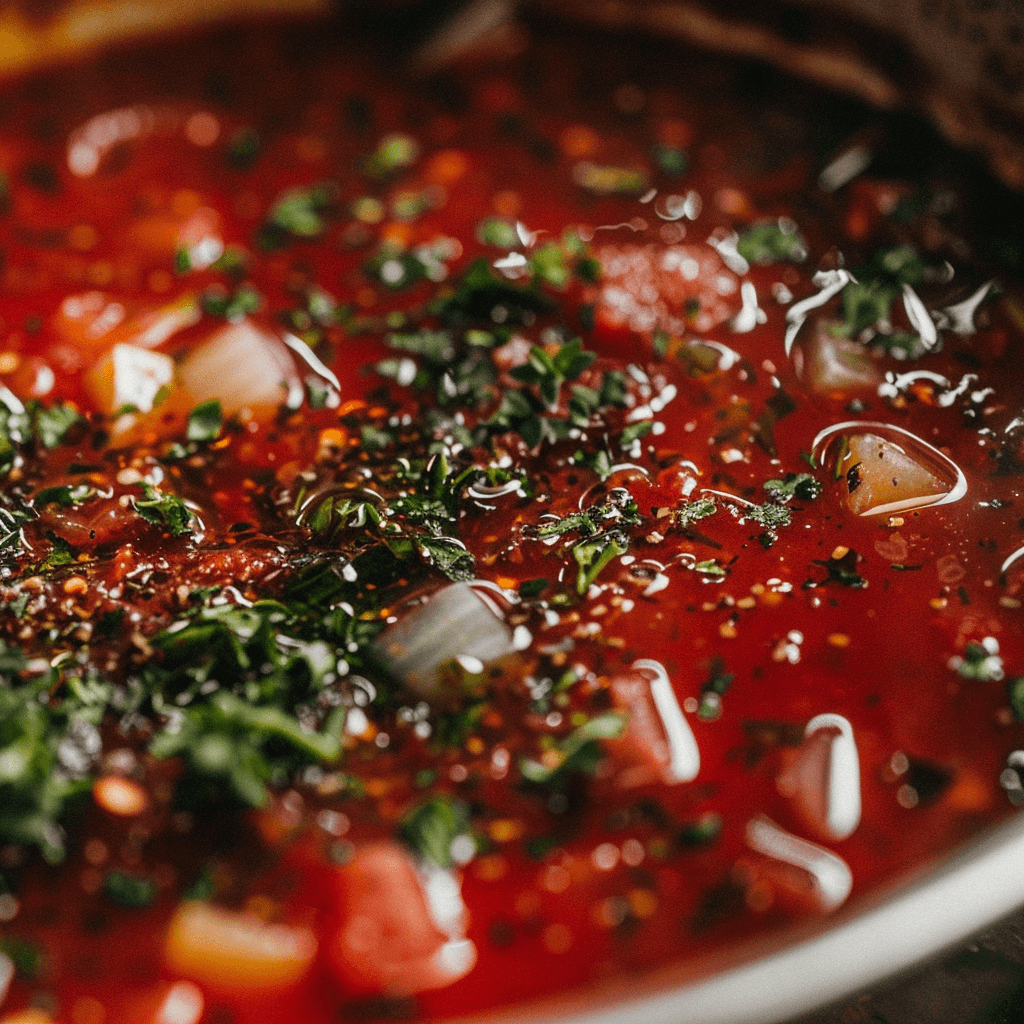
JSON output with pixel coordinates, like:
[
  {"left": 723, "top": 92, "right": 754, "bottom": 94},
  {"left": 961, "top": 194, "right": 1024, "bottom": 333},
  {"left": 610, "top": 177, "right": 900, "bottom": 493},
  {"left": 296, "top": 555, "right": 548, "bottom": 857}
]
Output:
[
  {"left": 115, "top": 294, "right": 203, "bottom": 350},
  {"left": 84, "top": 343, "right": 175, "bottom": 416},
  {"left": 326, "top": 842, "right": 476, "bottom": 998},
  {"left": 814, "top": 422, "right": 967, "bottom": 517},
  {"left": 163, "top": 902, "right": 317, "bottom": 992},
  {"left": 842, "top": 433, "right": 949, "bottom": 515},
  {"left": 131, "top": 206, "right": 223, "bottom": 268},
  {"left": 178, "top": 319, "right": 298, "bottom": 417},
  {"left": 153, "top": 981, "right": 204, "bottom": 1024},
  {"left": 53, "top": 292, "right": 200, "bottom": 357},
  {"left": 53, "top": 291, "right": 128, "bottom": 355},
  {"left": 371, "top": 583, "right": 516, "bottom": 702}
]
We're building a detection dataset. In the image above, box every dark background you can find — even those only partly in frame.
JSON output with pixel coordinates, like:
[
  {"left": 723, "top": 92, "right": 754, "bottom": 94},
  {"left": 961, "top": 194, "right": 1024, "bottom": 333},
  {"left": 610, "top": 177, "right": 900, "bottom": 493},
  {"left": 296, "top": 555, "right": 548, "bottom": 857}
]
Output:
[{"left": 792, "top": 907, "right": 1024, "bottom": 1024}]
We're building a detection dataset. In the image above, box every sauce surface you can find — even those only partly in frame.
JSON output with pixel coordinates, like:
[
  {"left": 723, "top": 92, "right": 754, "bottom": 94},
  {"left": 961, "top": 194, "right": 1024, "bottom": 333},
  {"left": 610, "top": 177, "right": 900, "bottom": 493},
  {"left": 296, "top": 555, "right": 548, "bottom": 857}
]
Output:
[{"left": 1, "top": 14, "right": 1024, "bottom": 1024}]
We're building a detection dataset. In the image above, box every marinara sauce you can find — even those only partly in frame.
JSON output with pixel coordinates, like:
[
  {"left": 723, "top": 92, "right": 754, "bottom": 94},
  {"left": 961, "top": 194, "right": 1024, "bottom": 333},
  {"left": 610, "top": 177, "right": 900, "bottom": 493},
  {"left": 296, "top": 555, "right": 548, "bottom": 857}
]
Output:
[{"left": 1, "top": 13, "right": 1024, "bottom": 1024}]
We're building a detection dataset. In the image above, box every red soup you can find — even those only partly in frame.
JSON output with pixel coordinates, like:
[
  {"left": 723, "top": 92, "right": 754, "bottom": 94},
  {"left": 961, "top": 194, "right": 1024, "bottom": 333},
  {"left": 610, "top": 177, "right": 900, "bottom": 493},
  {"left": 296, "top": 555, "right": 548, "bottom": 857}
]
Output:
[{"left": 1, "top": 12, "right": 1024, "bottom": 1024}]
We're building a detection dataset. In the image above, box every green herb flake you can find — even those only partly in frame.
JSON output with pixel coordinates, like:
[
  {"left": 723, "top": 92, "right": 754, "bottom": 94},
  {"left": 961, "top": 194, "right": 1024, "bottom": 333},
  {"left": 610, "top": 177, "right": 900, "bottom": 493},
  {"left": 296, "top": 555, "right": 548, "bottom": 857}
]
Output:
[
  {"left": 573, "top": 163, "right": 648, "bottom": 197},
  {"left": 186, "top": 400, "right": 223, "bottom": 443},
  {"left": 652, "top": 144, "right": 688, "bottom": 177},
  {"left": 103, "top": 870, "right": 158, "bottom": 909},
  {"left": 678, "top": 811, "right": 723, "bottom": 848},
  {"left": 399, "top": 797, "right": 473, "bottom": 869},
  {"left": 477, "top": 217, "right": 518, "bottom": 248},
  {"left": 260, "top": 182, "right": 337, "bottom": 244},
  {"left": 519, "top": 712, "right": 626, "bottom": 787},
  {"left": 34, "top": 404, "right": 83, "bottom": 449},
  {"left": 1007, "top": 677, "right": 1024, "bottom": 721},
  {"left": 518, "top": 578, "right": 548, "bottom": 598},
  {"left": 433, "top": 257, "right": 556, "bottom": 327},
  {"left": 417, "top": 536, "right": 475, "bottom": 583},
  {"left": 950, "top": 638, "right": 1004, "bottom": 682},
  {"left": 746, "top": 502, "right": 792, "bottom": 531},
  {"left": 620, "top": 421, "right": 653, "bottom": 447},
  {"left": 573, "top": 531, "right": 628, "bottom": 593},
  {"left": 225, "top": 127, "right": 262, "bottom": 170},
  {"left": 763, "top": 473, "right": 822, "bottom": 503},
  {"left": 674, "top": 498, "right": 716, "bottom": 530},
  {"left": 529, "top": 243, "right": 571, "bottom": 289},
  {"left": 694, "top": 559, "right": 727, "bottom": 578},
  {"left": 34, "top": 483, "right": 93, "bottom": 509},
  {"left": 365, "top": 247, "right": 429, "bottom": 291},
  {"left": 134, "top": 483, "right": 193, "bottom": 536},
  {"left": 200, "top": 284, "right": 262, "bottom": 321},
  {"left": 736, "top": 221, "right": 807, "bottom": 265},
  {"left": 363, "top": 134, "right": 419, "bottom": 177},
  {"left": 39, "top": 534, "right": 76, "bottom": 571}
]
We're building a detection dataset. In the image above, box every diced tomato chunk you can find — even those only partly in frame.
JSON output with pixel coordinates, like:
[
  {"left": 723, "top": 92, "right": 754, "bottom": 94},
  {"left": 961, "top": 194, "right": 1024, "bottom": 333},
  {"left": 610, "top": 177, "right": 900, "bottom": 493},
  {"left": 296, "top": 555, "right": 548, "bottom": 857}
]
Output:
[
  {"left": 325, "top": 842, "right": 475, "bottom": 998},
  {"left": 606, "top": 661, "right": 699, "bottom": 787},
  {"left": 607, "top": 670, "right": 674, "bottom": 788}
]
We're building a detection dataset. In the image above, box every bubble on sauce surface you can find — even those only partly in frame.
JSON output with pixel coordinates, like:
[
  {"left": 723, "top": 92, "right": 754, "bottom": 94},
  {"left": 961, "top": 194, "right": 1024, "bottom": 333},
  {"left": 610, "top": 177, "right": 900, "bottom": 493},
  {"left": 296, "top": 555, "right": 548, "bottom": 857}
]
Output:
[{"left": 812, "top": 421, "right": 967, "bottom": 516}]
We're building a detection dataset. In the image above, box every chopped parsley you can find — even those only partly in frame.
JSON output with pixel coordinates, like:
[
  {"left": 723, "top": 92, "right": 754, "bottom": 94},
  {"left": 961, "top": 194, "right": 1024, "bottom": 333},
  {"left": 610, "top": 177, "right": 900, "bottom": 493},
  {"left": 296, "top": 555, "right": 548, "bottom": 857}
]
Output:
[
  {"left": 399, "top": 796, "right": 473, "bottom": 869},
  {"left": 477, "top": 217, "right": 518, "bottom": 248},
  {"left": 746, "top": 502, "right": 792, "bottom": 531},
  {"left": 431, "top": 257, "right": 556, "bottom": 327},
  {"left": 519, "top": 713, "right": 626, "bottom": 788},
  {"left": 33, "top": 484, "right": 93, "bottom": 509},
  {"left": 837, "top": 244, "right": 932, "bottom": 343},
  {"left": 1, "top": 401, "right": 83, "bottom": 468},
  {"left": 949, "top": 638, "right": 1004, "bottom": 682},
  {"left": 763, "top": 473, "right": 822, "bottom": 503},
  {"left": 103, "top": 870, "right": 157, "bottom": 909},
  {"left": 736, "top": 221, "right": 806, "bottom": 264},
  {"left": 258, "top": 181, "right": 338, "bottom": 247},
  {"left": 537, "top": 495, "right": 640, "bottom": 540},
  {"left": 200, "top": 283, "right": 262, "bottom": 321},
  {"left": 134, "top": 483, "right": 193, "bottom": 536},
  {"left": 674, "top": 497, "right": 717, "bottom": 530},
  {"left": 572, "top": 531, "right": 629, "bottom": 594},
  {"left": 362, "top": 134, "right": 419, "bottom": 178},
  {"left": 694, "top": 559, "right": 727, "bottom": 578},
  {"left": 186, "top": 400, "right": 223, "bottom": 443}
]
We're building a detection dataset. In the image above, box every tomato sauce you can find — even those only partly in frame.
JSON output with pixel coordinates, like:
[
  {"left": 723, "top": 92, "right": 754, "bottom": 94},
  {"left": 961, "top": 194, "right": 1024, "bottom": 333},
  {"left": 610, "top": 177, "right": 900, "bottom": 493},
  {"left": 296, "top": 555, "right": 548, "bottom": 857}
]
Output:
[{"left": 1, "top": 12, "right": 1024, "bottom": 1024}]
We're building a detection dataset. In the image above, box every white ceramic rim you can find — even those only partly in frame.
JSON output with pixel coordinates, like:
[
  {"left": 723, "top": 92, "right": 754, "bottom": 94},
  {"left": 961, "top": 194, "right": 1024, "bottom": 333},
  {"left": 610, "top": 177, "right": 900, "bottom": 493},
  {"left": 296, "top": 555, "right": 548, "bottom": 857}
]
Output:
[{"left": 450, "top": 811, "right": 1024, "bottom": 1024}]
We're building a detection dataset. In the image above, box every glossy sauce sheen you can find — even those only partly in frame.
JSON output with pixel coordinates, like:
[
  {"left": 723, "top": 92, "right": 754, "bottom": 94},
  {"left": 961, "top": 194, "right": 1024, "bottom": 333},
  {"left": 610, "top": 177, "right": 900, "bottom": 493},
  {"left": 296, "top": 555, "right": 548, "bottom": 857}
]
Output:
[{"left": 1, "top": 16, "right": 1024, "bottom": 1024}]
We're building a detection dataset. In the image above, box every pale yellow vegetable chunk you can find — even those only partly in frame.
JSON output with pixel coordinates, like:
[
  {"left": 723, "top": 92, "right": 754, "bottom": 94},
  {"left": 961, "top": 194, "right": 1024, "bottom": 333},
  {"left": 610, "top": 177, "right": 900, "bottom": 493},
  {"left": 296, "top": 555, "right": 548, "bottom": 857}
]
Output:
[{"left": 163, "top": 901, "right": 317, "bottom": 993}]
